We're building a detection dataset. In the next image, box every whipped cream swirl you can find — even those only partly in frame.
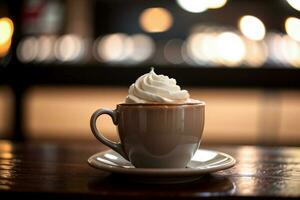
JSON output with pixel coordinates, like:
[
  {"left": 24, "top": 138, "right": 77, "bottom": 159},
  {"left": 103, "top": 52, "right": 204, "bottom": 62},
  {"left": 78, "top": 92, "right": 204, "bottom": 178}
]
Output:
[{"left": 125, "top": 68, "right": 190, "bottom": 103}]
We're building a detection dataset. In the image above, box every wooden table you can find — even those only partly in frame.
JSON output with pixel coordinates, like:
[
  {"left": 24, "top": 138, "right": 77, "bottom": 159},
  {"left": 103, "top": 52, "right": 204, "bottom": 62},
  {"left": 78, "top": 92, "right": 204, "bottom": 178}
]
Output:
[{"left": 0, "top": 140, "right": 299, "bottom": 199}]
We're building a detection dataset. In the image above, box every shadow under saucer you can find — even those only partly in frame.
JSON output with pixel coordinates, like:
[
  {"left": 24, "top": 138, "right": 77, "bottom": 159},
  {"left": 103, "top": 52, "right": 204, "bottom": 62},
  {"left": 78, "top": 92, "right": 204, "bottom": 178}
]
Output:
[{"left": 88, "top": 174, "right": 236, "bottom": 197}]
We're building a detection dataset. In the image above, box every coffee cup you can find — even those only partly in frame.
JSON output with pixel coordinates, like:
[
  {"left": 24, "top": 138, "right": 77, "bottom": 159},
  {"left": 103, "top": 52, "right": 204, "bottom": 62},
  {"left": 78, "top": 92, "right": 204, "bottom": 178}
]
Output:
[{"left": 90, "top": 102, "right": 205, "bottom": 168}]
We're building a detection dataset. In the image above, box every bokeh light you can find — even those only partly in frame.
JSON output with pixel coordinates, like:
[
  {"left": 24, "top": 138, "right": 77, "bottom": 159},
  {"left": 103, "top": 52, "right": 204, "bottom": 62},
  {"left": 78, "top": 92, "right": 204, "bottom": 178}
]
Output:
[
  {"left": 139, "top": 7, "right": 173, "bottom": 33},
  {"left": 281, "top": 35, "right": 300, "bottom": 67},
  {"left": 181, "top": 41, "right": 196, "bottom": 66},
  {"left": 97, "top": 33, "right": 129, "bottom": 62},
  {"left": 187, "top": 32, "right": 218, "bottom": 65},
  {"left": 129, "top": 34, "right": 155, "bottom": 62},
  {"left": 198, "top": 33, "right": 219, "bottom": 65},
  {"left": 239, "top": 15, "right": 266, "bottom": 41},
  {"left": 95, "top": 33, "right": 154, "bottom": 64},
  {"left": 0, "top": 18, "right": 14, "bottom": 45},
  {"left": 206, "top": 0, "right": 227, "bottom": 9},
  {"left": 216, "top": 32, "right": 246, "bottom": 66},
  {"left": 265, "top": 33, "right": 287, "bottom": 65},
  {"left": 285, "top": 17, "right": 300, "bottom": 42},
  {"left": 286, "top": 0, "right": 300, "bottom": 11},
  {"left": 177, "top": 0, "right": 227, "bottom": 13},
  {"left": 0, "top": 17, "right": 14, "bottom": 57},
  {"left": 54, "top": 34, "right": 84, "bottom": 62},
  {"left": 0, "top": 39, "right": 11, "bottom": 57},
  {"left": 187, "top": 33, "right": 205, "bottom": 64},
  {"left": 36, "top": 35, "right": 56, "bottom": 62},
  {"left": 243, "top": 39, "right": 268, "bottom": 67},
  {"left": 17, "top": 37, "right": 39, "bottom": 62},
  {"left": 164, "top": 39, "right": 184, "bottom": 64},
  {"left": 176, "top": 0, "right": 208, "bottom": 13}
]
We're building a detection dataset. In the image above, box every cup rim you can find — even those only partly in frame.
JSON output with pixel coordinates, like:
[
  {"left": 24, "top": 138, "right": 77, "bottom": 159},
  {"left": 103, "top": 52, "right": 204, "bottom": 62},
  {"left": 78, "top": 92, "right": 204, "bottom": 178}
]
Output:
[{"left": 117, "top": 101, "right": 205, "bottom": 107}]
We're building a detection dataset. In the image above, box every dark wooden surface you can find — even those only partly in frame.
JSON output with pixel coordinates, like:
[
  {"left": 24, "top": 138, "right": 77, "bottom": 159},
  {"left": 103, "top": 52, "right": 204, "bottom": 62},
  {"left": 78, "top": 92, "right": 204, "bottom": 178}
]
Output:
[{"left": 0, "top": 140, "right": 299, "bottom": 199}]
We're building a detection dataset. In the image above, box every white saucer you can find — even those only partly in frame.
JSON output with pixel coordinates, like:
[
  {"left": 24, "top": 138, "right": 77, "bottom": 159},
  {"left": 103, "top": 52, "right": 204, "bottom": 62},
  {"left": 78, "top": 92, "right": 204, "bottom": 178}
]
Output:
[{"left": 88, "top": 149, "right": 236, "bottom": 184}]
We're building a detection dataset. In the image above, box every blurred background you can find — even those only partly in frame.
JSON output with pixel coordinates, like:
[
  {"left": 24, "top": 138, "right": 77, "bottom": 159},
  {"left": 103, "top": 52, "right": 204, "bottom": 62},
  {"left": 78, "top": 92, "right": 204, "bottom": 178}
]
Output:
[{"left": 0, "top": 0, "right": 300, "bottom": 145}]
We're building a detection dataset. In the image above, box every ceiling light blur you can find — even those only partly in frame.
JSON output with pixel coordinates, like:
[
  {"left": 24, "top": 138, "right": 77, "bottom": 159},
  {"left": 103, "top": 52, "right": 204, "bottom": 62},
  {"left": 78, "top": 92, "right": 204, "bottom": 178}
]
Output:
[
  {"left": 139, "top": 7, "right": 173, "bottom": 33},
  {"left": 176, "top": 0, "right": 208, "bottom": 13},
  {"left": 239, "top": 15, "right": 266, "bottom": 41},
  {"left": 286, "top": 0, "right": 300, "bottom": 11},
  {"left": 216, "top": 32, "right": 246, "bottom": 66},
  {"left": 285, "top": 17, "right": 300, "bottom": 42},
  {"left": 206, "top": 0, "right": 227, "bottom": 9}
]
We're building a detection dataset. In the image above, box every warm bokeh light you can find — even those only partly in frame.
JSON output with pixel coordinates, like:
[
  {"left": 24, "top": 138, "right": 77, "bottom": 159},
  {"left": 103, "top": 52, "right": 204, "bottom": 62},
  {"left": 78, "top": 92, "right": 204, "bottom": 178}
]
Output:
[
  {"left": 286, "top": 0, "right": 300, "bottom": 11},
  {"left": 186, "top": 30, "right": 256, "bottom": 67},
  {"left": 265, "top": 32, "right": 300, "bottom": 67},
  {"left": 177, "top": 0, "right": 226, "bottom": 13},
  {"left": 281, "top": 35, "right": 300, "bottom": 68},
  {"left": 199, "top": 34, "right": 219, "bottom": 64},
  {"left": 0, "top": 39, "right": 11, "bottom": 57},
  {"left": 239, "top": 15, "right": 266, "bottom": 41},
  {"left": 181, "top": 41, "right": 196, "bottom": 65},
  {"left": 184, "top": 25, "right": 294, "bottom": 67},
  {"left": 97, "top": 33, "right": 129, "bottom": 62},
  {"left": 285, "top": 17, "right": 300, "bottom": 42},
  {"left": 0, "top": 17, "right": 14, "bottom": 57},
  {"left": 36, "top": 36, "right": 56, "bottom": 62},
  {"left": 244, "top": 39, "right": 268, "bottom": 67},
  {"left": 176, "top": 0, "right": 208, "bottom": 13},
  {"left": 265, "top": 33, "right": 288, "bottom": 65},
  {"left": 139, "top": 7, "right": 173, "bottom": 33},
  {"left": 0, "top": 18, "right": 14, "bottom": 45},
  {"left": 129, "top": 34, "right": 155, "bottom": 62},
  {"left": 216, "top": 32, "right": 246, "bottom": 66},
  {"left": 95, "top": 33, "right": 154, "bottom": 63},
  {"left": 54, "top": 34, "right": 84, "bottom": 62},
  {"left": 187, "top": 33, "right": 218, "bottom": 65},
  {"left": 206, "top": 0, "right": 227, "bottom": 9},
  {"left": 187, "top": 33, "right": 206, "bottom": 64},
  {"left": 17, "top": 37, "right": 39, "bottom": 62}
]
